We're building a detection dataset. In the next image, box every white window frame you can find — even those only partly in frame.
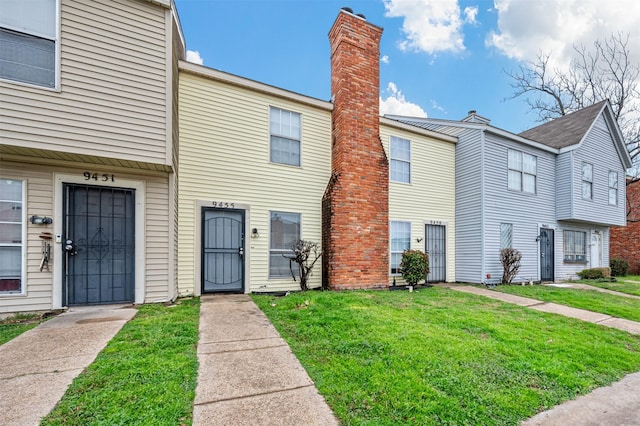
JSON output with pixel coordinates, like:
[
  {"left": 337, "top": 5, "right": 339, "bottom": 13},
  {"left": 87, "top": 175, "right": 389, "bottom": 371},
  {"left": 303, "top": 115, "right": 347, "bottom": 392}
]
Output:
[
  {"left": 0, "top": 178, "right": 26, "bottom": 296},
  {"left": 563, "top": 230, "right": 587, "bottom": 263},
  {"left": 390, "top": 221, "right": 411, "bottom": 275},
  {"left": 608, "top": 171, "right": 618, "bottom": 205},
  {"left": 0, "top": 0, "right": 60, "bottom": 90},
  {"left": 390, "top": 136, "right": 411, "bottom": 183},
  {"left": 500, "top": 223, "right": 513, "bottom": 250},
  {"left": 507, "top": 149, "right": 537, "bottom": 194},
  {"left": 269, "top": 106, "right": 301, "bottom": 167},
  {"left": 582, "top": 162, "right": 593, "bottom": 200},
  {"left": 269, "top": 211, "right": 301, "bottom": 279}
]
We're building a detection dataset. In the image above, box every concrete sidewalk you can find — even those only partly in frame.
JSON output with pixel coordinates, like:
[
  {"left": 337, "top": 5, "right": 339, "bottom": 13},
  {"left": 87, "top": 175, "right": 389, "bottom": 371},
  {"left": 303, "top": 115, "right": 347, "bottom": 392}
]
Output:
[
  {"left": 444, "top": 284, "right": 640, "bottom": 335},
  {"left": 0, "top": 304, "right": 137, "bottom": 426},
  {"left": 193, "top": 294, "right": 338, "bottom": 426}
]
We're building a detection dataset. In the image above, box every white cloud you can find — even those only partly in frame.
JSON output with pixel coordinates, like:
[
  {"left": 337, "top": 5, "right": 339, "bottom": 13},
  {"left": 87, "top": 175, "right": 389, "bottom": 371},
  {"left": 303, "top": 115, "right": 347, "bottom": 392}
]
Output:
[
  {"left": 430, "top": 100, "right": 447, "bottom": 114},
  {"left": 381, "top": 55, "right": 390, "bottom": 64},
  {"left": 186, "top": 50, "right": 204, "bottom": 65},
  {"left": 464, "top": 6, "right": 478, "bottom": 24},
  {"left": 380, "top": 82, "right": 428, "bottom": 117},
  {"left": 383, "top": 0, "right": 469, "bottom": 54},
  {"left": 487, "top": 0, "right": 640, "bottom": 68}
]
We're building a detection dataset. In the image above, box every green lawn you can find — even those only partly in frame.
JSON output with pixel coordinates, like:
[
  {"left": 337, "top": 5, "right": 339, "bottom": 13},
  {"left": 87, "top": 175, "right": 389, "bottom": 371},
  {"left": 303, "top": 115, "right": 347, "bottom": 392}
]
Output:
[
  {"left": 253, "top": 289, "right": 640, "bottom": 425},
  {"left": 0, "top": 313, "right": 53, "bottom": 346},
  {"left": 578, "top": 275, "right": 640, "bottom": 297},
  {"left": 41, "top": 298, "right": 200, "bottom": 426},
  {"left": 495, "top": 284, "right": 640, "bottom": 322}
]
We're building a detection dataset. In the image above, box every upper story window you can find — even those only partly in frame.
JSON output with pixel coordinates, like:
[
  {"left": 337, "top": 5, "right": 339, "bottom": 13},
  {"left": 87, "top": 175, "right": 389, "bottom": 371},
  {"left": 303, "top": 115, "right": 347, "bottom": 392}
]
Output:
[
  {"left": 508, "top": 149, "right": 536, "bottom": 193},
  {"left": 582, "top": 162, "right": 593, "bottom": 200},
  {"left": 390, "top": 136, "right": 411, "bottom": 183},
  {"left": 563, "top": 230, "right": 586, "bottom": 263},
  {"left": 0, "top": 0, "right": 58, "bottom": 88},
  {"left": 269, "top": 211, "right": 301, "bottom": 278},
  {"left": 390, "top": 221, "right": 411, "bottom": 274},
  {"left": 270, "top": 107, "right": 301, "bottom": 166},
  {"left": 0, "top": 179, "right": 24, "bottom": 294},
  {"left": 500, "top": 223, "right": 513, "bottom": 249},
  {"left": 608, "top": 171, "right": 618, "bottom": 205}
]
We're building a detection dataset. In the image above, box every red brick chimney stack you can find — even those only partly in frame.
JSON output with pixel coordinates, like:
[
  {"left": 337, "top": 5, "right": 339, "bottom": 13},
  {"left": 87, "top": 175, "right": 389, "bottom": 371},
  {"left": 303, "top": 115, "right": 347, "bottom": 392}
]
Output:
[{"left": 322, "top": 9, "right": 389, "bottom": 289}]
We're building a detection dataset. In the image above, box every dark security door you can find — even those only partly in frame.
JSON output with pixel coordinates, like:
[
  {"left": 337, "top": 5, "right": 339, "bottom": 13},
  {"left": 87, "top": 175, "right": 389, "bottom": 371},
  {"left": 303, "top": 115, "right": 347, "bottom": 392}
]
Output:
[
  {"left": 202, "top": 208, "right": 244, "bottom": 293},
  {"left": 63, "top": 184, "right": 135, "bottom": 306},
  {"left": 539, "top": 228, "right": 555, "bottom": 281},
  {"left": 425, "top": 224, "right": 446, "bottom": 282}
]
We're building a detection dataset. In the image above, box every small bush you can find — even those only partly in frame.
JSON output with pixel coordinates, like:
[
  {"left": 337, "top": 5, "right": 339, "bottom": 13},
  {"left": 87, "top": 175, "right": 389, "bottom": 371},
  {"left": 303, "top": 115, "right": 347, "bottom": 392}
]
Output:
[
  {"left": 577, "top": 267, "right": 611, "bottom": 279},
  {"left": 610, "top": 259, "right": 629, "bottom": 277},
  {"left": 500, "top": 248, "right": 522, "bottom": 284},
  {"left": 400, "top": 250, "right": 429, "bottom": 286}
]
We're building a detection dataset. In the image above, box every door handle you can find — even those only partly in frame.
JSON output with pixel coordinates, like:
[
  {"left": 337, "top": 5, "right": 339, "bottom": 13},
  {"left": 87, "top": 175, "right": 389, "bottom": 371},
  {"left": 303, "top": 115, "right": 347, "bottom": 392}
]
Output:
[
  {"left": 238, "top": 247, "right": 244, "bottom": 259},
  {"left": 65, "top": 239, "right": 78, "bottom": 256}
]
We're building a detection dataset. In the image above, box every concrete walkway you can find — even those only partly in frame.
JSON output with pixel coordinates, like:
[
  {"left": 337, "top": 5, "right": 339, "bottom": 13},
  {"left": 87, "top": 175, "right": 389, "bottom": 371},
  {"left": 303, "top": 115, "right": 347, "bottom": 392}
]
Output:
[
  {"left": 193, "top": 294, "right": 338, "bottom": 426},
  {"left": 0, "top": 304, "right": 137, "bottom": 426},
  {"left": 444, "top": 284, "right": 640, "bottom": 335}
]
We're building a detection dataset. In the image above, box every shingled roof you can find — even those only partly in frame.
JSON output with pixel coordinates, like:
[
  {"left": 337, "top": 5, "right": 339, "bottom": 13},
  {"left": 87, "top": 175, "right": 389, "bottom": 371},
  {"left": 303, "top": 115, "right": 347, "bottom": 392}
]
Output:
[{"left": 518, "top": 100, "right": 607, "bottom": 149}]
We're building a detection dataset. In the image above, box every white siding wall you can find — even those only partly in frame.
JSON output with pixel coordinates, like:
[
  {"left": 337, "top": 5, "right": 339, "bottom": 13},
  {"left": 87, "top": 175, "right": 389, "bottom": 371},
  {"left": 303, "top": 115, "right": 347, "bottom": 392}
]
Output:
[
  {"left": 0, "top": 0, "right": 170, "bottom": 165},
  {"left": 178, "top": 72, "right": 332, "bottom": 294},
  {"left": 382, "top": 125, "right": 456, "bottom": 284},
  {"left": 571, "top": 115, "right": 627, "bottom": 226},
  {"left": 454, "top": 128, "right": 483, "bottom": 282},
  {"left": 555, "top": 152, "right": 573, "bottom": 219},
  {"left": 482, "top": 134, "right": 557, "bottom": 282}
]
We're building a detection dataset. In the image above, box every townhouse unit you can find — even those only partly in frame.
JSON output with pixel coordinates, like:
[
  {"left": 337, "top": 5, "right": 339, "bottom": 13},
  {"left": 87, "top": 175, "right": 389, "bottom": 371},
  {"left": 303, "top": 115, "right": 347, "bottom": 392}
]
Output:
[
  {"left": 0, "top": 0, "right": 184, "bottom": 313},
  {"left": 176, "top": 10, "right": 457, "bottom": 295},
  {"left": 610, "top": 178, "right": 640, "bottom": 274},
  {"left": 389, "top": 100, "right": 632, "bottom": 283}
]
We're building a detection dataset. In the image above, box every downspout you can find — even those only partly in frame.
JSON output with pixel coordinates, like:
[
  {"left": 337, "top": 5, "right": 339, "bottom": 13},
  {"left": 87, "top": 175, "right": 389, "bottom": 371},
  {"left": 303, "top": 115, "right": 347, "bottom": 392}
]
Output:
[{"left": 480, "top": 128, "right": 486, "bottom": 281}]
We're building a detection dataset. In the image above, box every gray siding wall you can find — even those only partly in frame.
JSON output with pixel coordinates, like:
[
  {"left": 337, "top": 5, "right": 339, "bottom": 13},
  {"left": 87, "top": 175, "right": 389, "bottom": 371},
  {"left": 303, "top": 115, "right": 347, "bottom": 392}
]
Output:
[
  {"left": 571, "top": 115, "right": 627, "bottom": 226},
  {"left": 454, "top": 128, "right": 483, "bottom": 282},
  {"left": 482, "top": 133, "right": 557, "bottom": 282},
  {"left": 555, "top": 152, "right": 573, "bottom": 219},
  {"left": 555, "top": 223, "right": 610, "bottom": 280}
]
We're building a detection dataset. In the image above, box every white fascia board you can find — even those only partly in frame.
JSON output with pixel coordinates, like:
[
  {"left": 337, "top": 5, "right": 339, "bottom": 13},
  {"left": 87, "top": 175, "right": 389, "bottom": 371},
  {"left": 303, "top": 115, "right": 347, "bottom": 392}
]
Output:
[{"left": 380, "top": 117, "right": 457, "bottom": 144}]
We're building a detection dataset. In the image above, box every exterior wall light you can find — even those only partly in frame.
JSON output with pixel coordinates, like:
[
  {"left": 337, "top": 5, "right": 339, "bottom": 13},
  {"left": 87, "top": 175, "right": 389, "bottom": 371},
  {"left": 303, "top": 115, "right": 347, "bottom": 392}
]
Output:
[
  {"left": 30, "top": 215, "right": 53, "bottom": 225},
  {"left": 251, "top": 228, "right": 259, "bottom": 237}
]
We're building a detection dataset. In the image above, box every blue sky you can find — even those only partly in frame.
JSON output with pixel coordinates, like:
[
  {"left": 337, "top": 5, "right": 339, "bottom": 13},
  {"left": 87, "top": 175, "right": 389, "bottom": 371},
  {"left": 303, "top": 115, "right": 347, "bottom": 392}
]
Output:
[{"left": 174, "top": 0, "right": 639, "bottom": 135}]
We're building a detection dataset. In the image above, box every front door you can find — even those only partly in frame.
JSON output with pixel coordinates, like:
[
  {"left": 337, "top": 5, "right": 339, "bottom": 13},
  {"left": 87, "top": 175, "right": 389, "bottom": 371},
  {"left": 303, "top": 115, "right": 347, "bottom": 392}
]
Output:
[
  {"left": 539, "top": 228, "right": 554, "bottom": 281},
  {"left": 590, "top": 233, "right": 602, "bottom": 267},
  {"left": 425, "top": 224, "right": 446, "bottom": 282},
  {"left": 202, "top": 208, "right": 245, "bottom": 293},
  {"left": 63, "top": 184, "right": 135, "bottom": 306}
]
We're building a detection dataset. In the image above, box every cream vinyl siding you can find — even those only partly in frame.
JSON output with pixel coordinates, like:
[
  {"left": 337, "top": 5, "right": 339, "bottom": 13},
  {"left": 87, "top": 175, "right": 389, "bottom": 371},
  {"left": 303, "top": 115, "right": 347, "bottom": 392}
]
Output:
[
  {"left": 0, "top": 0, "right": 170, "bottom": 165},
  {"left": 381, "top": 124, "right": 456, "bottom": 284},
  {"left": 178, "top": 71, "right": 331, "bottom": 294},
  {"left": 0, "top": 161, "right": 173, "bottom": 313}
]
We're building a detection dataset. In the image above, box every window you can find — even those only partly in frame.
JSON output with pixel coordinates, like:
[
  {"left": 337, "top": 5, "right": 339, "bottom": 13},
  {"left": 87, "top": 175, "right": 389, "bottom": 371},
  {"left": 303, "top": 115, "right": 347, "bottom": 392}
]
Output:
[
  {"left": 0, "top": 0, "right": 57, "bottom": 88},
  {"left": 0, "top": 179, "right": 24, "bottom": 294},
  {"left": 270, "top": 107, "right": 301, "bottom": 166},
  {"left": 269, "top": 211, "right": 301, "bottom": 278},
  {"left": 609, "top": 171, "right": 618, "bottom": 205},
  {"left": 390, "top": 136, "right": 411, "bottom": 183},
  {"left": 390, "top": 221, "right": 411, "bottom": 274},
  {"left": 563, "top": 230, "right": 586, "bottom": 262},
  {"left": 582, "top": 162, "right": 593, "bottom": 200},
  {"left": 500, "top": 223, "right": 513, "bottom": 249},
  {"left": 508, "top": 149, "right": 537, "bottom": 193}
]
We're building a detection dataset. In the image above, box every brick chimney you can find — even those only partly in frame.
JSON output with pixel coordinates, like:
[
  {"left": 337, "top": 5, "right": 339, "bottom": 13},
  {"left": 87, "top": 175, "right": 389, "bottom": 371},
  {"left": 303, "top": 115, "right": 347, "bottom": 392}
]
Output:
[{"left": 322, "top": 9, "right": 389, "bottom": 290}]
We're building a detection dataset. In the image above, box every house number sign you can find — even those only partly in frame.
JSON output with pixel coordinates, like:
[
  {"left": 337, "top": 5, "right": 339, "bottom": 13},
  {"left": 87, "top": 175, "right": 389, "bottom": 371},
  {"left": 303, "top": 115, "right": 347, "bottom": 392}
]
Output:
[
  {"left": 83, "top": 172, "right": 115, "bottom": 182},
  {"left": 212, "top": 201, "right": 235, "bottom": 209},
  {"left": 428, "top": 220, "right": 443, "bottom": 225}
]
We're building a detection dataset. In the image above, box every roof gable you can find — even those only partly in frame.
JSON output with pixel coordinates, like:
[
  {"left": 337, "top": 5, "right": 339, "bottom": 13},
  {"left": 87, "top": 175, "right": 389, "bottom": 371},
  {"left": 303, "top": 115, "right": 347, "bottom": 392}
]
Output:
[{"left": 518, "top": 100, "right": 606, "bottom": 149}]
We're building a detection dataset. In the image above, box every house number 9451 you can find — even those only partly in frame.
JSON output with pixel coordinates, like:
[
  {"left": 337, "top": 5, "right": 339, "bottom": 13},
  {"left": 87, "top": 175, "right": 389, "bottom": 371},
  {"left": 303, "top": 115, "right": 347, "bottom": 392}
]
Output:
[{"left": 84, "top": 172, "right": 115, "bottom": 182}]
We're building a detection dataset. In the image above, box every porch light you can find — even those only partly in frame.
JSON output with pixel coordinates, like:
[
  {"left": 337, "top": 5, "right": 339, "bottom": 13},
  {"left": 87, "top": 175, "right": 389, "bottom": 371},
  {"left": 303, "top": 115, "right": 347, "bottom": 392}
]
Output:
[{"left": 30, "top": 215, "right": 52, "bottom": 225}]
